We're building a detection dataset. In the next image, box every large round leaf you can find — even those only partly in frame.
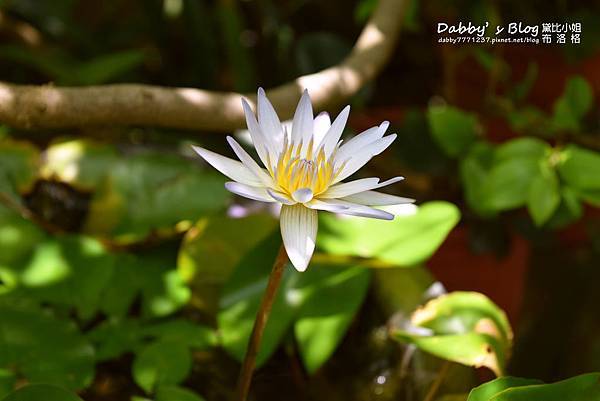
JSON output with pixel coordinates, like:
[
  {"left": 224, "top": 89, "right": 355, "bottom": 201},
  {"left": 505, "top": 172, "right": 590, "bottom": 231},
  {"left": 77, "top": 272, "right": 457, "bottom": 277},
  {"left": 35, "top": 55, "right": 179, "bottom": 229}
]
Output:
[{"left": 318, "top": 201, "right": 460, "bottom": 267}]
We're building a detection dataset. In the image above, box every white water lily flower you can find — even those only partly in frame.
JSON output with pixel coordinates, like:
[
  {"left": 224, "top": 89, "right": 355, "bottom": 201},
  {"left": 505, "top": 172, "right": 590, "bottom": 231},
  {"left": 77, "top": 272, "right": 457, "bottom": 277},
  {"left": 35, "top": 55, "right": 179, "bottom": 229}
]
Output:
[{"left": 192, "top": 88, "right": 413, "bottom": 272}]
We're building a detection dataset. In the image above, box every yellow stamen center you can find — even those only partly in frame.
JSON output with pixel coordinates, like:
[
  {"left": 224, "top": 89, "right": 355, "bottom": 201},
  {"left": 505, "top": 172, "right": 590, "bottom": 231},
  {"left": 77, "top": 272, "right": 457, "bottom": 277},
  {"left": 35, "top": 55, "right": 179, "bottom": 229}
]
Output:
[{"left": 270, "top": 136, "right": 341, "bottom": 196}]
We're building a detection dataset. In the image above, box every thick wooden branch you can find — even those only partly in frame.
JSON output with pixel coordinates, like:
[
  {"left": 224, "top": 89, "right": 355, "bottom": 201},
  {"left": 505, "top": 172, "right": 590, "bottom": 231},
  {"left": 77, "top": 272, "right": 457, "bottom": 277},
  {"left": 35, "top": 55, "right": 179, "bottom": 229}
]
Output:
[{"left": 0, "top": 0, "right": 406, "bottom": 131}]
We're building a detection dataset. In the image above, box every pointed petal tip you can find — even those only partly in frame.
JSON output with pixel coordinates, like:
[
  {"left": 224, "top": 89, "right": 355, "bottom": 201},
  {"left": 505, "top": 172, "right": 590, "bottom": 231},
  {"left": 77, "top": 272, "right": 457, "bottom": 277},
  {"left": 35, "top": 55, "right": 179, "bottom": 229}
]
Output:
[
  {"left": 191, "top": 145, "right": 208, "bottom": 158},
  {"left": 286, "top": 249, "right": 310, "bottom": 272},
  {"left": 258, "top": 87, "right": 266, "bottom": 96}
]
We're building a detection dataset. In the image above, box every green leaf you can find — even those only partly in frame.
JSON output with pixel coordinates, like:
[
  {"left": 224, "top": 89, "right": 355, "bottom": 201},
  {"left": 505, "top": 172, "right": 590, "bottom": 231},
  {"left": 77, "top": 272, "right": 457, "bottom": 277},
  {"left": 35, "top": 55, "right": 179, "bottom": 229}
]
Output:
[
  {"left": 509, "top": 62, "right": 538, "bottom": 102},
  {"left": 294, "top": 265, "right": 370, "bottom": 373},
  {"left": 318, "top": 201, "right": 460, "bottom": 267},
  {"left": 0, "top": 139, "right": 40, "bottom": 194},
  {"left": 0, "top": 206, "right": 45, "bottom": 267},
  {"left": 494, "top": 138, "right": 549, "bottom": 163},
  {"left": 467, "top": 377, "right": 542, "bottom": 401},
  {"left": 73, "top": 50, "right": 145, "bottom": 85},
  {"left": 392, "top": 292, "right": 512, "bottom": 376},
  {"left": 87, "top": 319, "right": 143, "bottom": 361},
  {"left": 551, "top": 76, "right": 593, "bottom": 132},
  {"left": 460, "top": 142, "right": 495, "bottom": 216},
  {"left": 177, "top": 213, "right": 277, "bottom": 313},
  {"left": 428, "top": 106, "right": 478, "bottom": 157},
  {"left": 482, "top": 158, "right": 540, "bottom": 211},
  {"left": 132, "top": 341, "right": 192, "bottom": 394},
  {"left": 156, "top": 386, "right": 206, "bottom": 401},
  {"left": 218, "top": 232, "right": 296, "bottom": 366},
  {"left": 99, "top": 247, "right": 191, "bottom": 319},
  {"left": 0, "top": 303, "right": 94, "bottom": 390},
  {"left": 219, "top": 232, "right": 372, "bottom": 371},
  {"left": 40, "top": 139, "right": 119, "bottom": 191},
  {"left": 558, "top": 145, "right": 600, "bottom": 191},
  {"left": 527, "top": 167, "right": 560, "bottom": 226},
  {"left": 1, "top": 384, "right": 84, "bottom": 401},
  {"left": 0, "top": 369, "right": 16, "bottom": 399},
  {"left": 17, "top": 235, "right": 115, "bottom": 319},
  {"left": 479, "top": 373, "right": 600, "bottom": 401},
  {"left": 84, "top": 152, "right": 229, "bottom": 241},
  {"left": 141, "top": 319, "right": 217, "bottom": 349}
]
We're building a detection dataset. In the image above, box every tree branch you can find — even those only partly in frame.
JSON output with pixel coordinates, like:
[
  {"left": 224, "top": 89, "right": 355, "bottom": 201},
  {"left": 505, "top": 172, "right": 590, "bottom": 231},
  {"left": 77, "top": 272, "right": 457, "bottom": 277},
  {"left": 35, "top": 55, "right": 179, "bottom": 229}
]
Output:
[{"left": 0, "top": 0, "right": 407, "bottom": 131}]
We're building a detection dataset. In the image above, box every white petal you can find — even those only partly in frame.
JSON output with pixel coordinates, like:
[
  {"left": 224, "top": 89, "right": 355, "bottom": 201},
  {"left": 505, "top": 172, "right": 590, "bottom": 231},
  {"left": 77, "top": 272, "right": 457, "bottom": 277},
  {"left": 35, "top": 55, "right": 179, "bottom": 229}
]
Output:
[
  {"left": 257, "top": 88, "right": 284, "bottom": 152},
  {"left": 312, "top": 199, "right": 394, "bottom": 220},
  {"left": 241, "top": 98, "right": 273, "bottom": 168},
  {"left": 267, "top": 188, "right": 296, "bottom": 205},
  {"left": 321, "top": 105, "right": 350, "bottom": 157},
  {"left": 280, "top": 204, "right": 318, "bottom": 272},
  {"left": 291, "top": 188, "right": 314, "bottom": 203},
  {"left": 305, "top": 199, "right": 349, "bottom": 212},
  {"left": 322, "top": 176, "right": 404, "bottom": 199},
  {"left": 342, "top": 190, "right": 415, "bottom": 206},
  {"left": 320, "top": 177, "right": 380, "bottom": 199},
  {"left": 226, "top": 136, "right": 273, "bottom": 186},
  {"left": 333, "top": 134, "right": 397, "bottom": 183},
  {"left": 336, "top": 121, "right": 389, "bottom": 162},
  {"left": 192, "top": 145, "right": 262, "bottom": 186},
  {"left": 291, "top": 89, "right": 313, "bottom": 150},
  {"left": 313, "top": 112, "right": 331, "bottom": 147},
  {"left": 225, "top": 181, "right": 274, "bottom": 203}
]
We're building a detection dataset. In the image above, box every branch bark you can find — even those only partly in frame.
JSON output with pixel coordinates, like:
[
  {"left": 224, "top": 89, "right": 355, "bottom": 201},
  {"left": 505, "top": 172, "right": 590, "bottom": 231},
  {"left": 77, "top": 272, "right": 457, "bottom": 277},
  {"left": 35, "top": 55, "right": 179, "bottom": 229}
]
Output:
[{"left": 0, "top": 0, "right": 407, "bottom": 131}]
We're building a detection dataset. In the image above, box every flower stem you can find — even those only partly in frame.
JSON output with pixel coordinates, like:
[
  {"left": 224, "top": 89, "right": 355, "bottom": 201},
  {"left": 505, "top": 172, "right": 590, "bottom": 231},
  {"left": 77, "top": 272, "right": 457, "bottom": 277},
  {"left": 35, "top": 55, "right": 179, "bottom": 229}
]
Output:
[{"left": 235, "top": 244, "right": 288, "bottom": 401}]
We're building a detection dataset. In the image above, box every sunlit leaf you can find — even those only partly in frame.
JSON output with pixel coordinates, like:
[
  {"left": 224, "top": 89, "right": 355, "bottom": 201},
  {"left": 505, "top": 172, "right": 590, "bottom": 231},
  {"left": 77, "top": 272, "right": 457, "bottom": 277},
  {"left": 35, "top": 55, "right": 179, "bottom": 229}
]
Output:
[
  {"left": 177, "top": 213, "right": 277, "bottom": 313},
  {"left": 99, "top": 247, "right": 191, "bottom": 319},
  {"left": 218, "top": 232, "right": 296, "bottom": 366},
  {"left": 0, "top": 206, "right": 45, "bottom": 267},
  {"left": 468, "top": 373, "right": 600, "bottom": 401},
  {"left": 318, "top": 202, "right": 460, "bottom": 267},
  {"left": 40, "top": 139, "right": 119, "bottom": 191},
  {"left": 467, "top": 377, "right": 542, "bottom": 401},
  {"left": 392, "top": 292, "right": 512, "bottom": 376},
  {"left": 17, "top": 235, "right": 115, "bottom": 319},
  {"left": 294, "top": 265, "right": 370, "bottom": 373},
  {"left": 219, "top": 232, "right": 372, "bottom": 371}
]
